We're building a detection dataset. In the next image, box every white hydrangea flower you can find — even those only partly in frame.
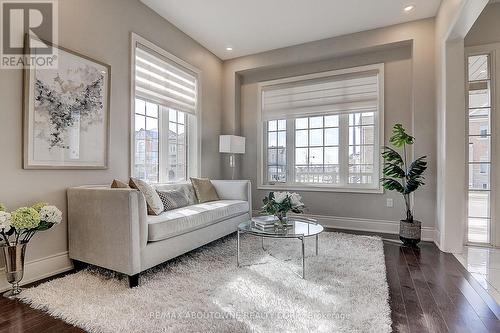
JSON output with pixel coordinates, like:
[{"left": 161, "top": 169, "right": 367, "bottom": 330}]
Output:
[
  {"left": 289, "top": 192, "right": 303, "bottom": 207},
  {"left": 0, "top": 211, "right": 12, "bottom": 230},
  {"left": 39, "top": 205, "right": 62, "bottom": 224},
  {"left": 273, "top": 192, "right": 288, "bottom": 204}
]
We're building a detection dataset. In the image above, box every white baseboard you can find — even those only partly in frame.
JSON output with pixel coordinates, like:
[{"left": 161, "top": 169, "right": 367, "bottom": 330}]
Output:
[
  {"left": 434, "top": 229, "right": 442, "bottom": 249},
  {"left": 0, "top": 251, "right": 73, "bottom": 293},
  {"left": 252, "top": 211, "right": 436, "bottom": 242}
]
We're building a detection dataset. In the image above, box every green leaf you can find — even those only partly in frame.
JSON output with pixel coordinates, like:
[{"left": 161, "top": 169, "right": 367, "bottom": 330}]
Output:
[
  {"left": 381, "top": 147, "right": 403, "bottom": 165},
  {"left": 383, "top": 163, "right": 406, "bottom": 178},
  {"left": 36, "top": 221, "right": 54, "bottom": 231},
  {"left": 389, "top": 124, "right": 414, "bottom": 148},
  {"left": 6, "top": 227, "right": 15, "bottom": 236},
  {"left": 404, "top": 178, "right": 424, "bottom": 194},
  {"left": 407, "top": 156, "right": 427, "bottom": 179},
  {"left": 381, "top": 178, "right": 405, "bottom": 193}
]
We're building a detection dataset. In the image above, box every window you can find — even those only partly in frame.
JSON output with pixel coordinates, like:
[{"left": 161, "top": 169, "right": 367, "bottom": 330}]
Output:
[
  {"left": 134, "top": 99, "right": 159, "bottom": 182},
  {"left": 167, "top": 110, "right": 187, "bottom": 182},
  {"left": 259, "top": 64, "right": 383, "bottom": 192},
  {"left": 131, "top": 34, "right": 200, "bottom": 183},
  {"left": 267, "top": 119, "right": 287, "bottom": 182},
  {"left": 294, "top": 115, "right": 340, "bottom": 184},
  {"left": 466, "top": 53, "right": 492, "bottom": 244}
]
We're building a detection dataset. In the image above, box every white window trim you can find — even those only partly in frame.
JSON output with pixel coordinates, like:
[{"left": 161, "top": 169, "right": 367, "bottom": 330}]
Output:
[
  {"left": 257, "top": 63, "right": 384, "bottom": 194},
  {"left": 130, "top": 33, "right": 202, "bottom": 182}
]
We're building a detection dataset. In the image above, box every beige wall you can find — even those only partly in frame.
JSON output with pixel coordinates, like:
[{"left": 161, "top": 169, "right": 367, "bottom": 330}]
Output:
[
  {"left": 465, "top": 3, "right": 500, "bottom": 46},
  {"left": 0, "top": 0, "right": 222, "bottom": 267},
  {"left": 223, "top": 19, "right": 437, "bottom": 231}
]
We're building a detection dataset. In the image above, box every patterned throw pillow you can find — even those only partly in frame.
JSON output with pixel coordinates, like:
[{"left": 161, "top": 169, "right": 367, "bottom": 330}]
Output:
[
  {"left": 156, "top": 190, "right": 189, "bottom": 211},
  {"left": 129, "top": 177, "right": 164, "bottom": 215}
]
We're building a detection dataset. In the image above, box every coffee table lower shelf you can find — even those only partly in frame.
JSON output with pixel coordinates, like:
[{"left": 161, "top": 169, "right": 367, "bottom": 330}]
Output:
[{"left": 236, "top": 219, "right": 324, "bottom": 279}]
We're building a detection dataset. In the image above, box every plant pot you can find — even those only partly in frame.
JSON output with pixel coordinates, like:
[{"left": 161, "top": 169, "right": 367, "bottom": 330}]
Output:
[
  {"left": 2, "top": 242, "right": 27, "bottom": 298},
  {"left": 399, "top": 220, "right": 421, "bottom": 247}
]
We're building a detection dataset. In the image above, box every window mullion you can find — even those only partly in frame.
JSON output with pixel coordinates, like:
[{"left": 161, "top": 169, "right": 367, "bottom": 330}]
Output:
[
  {"left": 339, "top": 114, "right": 349, "bottom": 186},
  {"left": 287, "top": 118, "right": 294, "bottom": 185},
  {"left": 159, "top": 107, "right": 169, "bottom": 183}
]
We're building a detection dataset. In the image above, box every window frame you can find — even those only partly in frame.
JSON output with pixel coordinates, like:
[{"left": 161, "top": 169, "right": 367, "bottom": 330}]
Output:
[
  {"left": 465, "top": 47, "right": 497, "bottom": 246},
  {"left": 130, "top": 33, "right": 202, "bottom": 183},
  {"left": 257, "top": 64, "right": 384, "bottom": 193}
]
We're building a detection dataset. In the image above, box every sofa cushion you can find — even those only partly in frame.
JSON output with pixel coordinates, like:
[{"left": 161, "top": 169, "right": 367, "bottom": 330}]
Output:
[{"left": 147, "top": 200, "right": 249, "bottom": 242}]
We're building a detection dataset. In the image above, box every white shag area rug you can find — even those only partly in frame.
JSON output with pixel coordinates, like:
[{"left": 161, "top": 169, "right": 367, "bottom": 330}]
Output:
[{"left": 20, "top": 232, "right": 391, "bottom": 333}]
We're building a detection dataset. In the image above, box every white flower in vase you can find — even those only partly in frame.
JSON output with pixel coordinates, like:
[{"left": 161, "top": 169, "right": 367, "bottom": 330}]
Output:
[
  {"left": 289, "top": 192, "right": 303, "bottom": 207},
  {"left": 0, "top": 211, "right": 11, "bottom": 230},
  {"left": 39, "top": 205, "right": 62, "bottom": 224},
  {"left": 273, "top": 192, "right": 288, "bottom": 204}
]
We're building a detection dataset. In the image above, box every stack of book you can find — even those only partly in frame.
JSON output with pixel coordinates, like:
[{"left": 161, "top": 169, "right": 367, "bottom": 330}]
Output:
[{"left": 252, "top": 216, "right": 278, "bottom": 230}]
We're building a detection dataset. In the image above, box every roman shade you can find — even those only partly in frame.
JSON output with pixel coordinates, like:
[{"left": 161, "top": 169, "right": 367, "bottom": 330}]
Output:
[
  {"left": 261, "top": 66, "right": 382, "bottom": 121},
  {"left": 135, "top": 44, "right": 198, "bottom": 115}
]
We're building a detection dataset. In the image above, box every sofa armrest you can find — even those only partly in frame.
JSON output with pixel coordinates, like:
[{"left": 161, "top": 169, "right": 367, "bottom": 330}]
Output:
[
  {"left": 211, "top": 180, "right": 252, "bottom": 215},
  {"left": 67, "top": 186, "right": 148, "bottom": 275}
]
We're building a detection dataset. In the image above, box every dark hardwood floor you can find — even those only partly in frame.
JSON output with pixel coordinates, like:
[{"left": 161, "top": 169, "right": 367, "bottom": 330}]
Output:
[
  {"left": 385, "top": 240, "right": 500, "bottom": 333},
  {"left": 0, "top": 232, "right": 499, "bottom": 333}
]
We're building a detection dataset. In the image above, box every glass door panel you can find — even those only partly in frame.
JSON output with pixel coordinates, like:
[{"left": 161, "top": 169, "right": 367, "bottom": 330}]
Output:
[{"left": 466, "top": 54, "right": 492, "bottom": 244}]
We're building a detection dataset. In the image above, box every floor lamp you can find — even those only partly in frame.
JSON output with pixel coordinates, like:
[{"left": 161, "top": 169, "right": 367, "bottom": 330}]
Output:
[{"left": 219, "top": 135, "right": 246, "bottom": 180}]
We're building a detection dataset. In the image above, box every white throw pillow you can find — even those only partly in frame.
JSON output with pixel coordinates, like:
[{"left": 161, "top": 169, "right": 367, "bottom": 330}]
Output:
[{"left": 129, "top": 177, "right": 164, "bottom": 215}]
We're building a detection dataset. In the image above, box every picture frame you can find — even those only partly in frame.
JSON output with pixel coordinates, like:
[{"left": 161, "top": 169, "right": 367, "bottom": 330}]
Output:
[{"left": 23, "top": 34, "right": 111, "bottom": 169}]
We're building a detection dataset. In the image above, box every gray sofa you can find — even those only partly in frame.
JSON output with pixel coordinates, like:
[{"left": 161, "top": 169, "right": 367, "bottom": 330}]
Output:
[{"left": 67, "top": 180, "right": 252, "bottom": 287}]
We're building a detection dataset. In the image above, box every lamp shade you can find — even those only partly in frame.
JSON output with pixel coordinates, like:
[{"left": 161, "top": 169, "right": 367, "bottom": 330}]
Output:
[{"left": 219, "top": 135, "right": 245, "bottom": 154}]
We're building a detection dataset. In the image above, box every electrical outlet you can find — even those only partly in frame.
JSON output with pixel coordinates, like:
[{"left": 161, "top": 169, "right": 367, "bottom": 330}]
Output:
[{"left": 386, "top": 198, "right": 394, "bottom": 208}]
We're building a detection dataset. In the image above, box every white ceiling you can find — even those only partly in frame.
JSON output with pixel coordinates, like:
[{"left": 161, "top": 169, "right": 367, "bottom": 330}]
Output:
[{"left": 141, "top": 0, "right": 442, "bottom": 60}]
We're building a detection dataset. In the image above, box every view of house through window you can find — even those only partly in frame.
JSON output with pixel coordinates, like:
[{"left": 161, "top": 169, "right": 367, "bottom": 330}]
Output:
[
  {"left": 134, "top": 99, "right": 187, "bottom": 183},
  {"left": 134, "top": 99, "right": 159, "bottom": 182}
]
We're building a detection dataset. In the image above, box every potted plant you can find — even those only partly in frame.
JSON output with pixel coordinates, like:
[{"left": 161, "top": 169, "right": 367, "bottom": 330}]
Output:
[
  {"left": 0, "top": 202, "right": 62, "bottom": 298},
  {"left": 261, "top": 192, "right": 305, "bottom": 229},
  {"left": 381, "top": 124, "right": 427, "bottom": 247}
]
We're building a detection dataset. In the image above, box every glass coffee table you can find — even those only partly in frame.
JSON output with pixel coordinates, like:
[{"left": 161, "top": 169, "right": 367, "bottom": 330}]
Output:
[{"left": 237, "top": 217, "right": 324, "bottom": 279}]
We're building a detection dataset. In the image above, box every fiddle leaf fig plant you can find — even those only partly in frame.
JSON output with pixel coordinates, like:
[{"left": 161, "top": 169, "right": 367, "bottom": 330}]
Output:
[{"left": 381, "top": 124, "right": 427, "bottom": 223}]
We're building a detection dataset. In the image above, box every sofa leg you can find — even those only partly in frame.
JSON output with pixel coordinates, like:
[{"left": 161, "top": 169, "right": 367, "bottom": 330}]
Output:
[
  {"left": 129, "top": 274, "right": 140, "bottom": 288},
  {"left": 72, "top": 259, "right": 89, "bottom": 272}
]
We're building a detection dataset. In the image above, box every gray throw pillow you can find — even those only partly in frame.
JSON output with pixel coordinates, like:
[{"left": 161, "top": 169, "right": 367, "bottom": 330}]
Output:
[{"left": 156, "top": 190, "right": 189, "bottom": 211}]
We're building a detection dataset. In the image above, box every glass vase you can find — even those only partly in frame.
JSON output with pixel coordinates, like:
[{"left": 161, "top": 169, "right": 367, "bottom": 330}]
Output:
[
  {"left": 2, "top": 242, "right": 27, "bottom": 298},
  {"left": 274, "top": 211, "right": 289, "bottom": 230}
]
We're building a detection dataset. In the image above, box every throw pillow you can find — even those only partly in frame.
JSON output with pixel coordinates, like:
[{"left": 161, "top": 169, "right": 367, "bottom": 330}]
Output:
[
  {"left": 190, "top": 178, "right": 220, "bottom": 203},
  {"left": 156, "top": 190, "right": 189, "bottom": 211},
  {"left": 111, "top": 179, "right": 129, "bottom": 188},
  {"left": 129, "top": 177, "right": 164, "bottom": 215}
]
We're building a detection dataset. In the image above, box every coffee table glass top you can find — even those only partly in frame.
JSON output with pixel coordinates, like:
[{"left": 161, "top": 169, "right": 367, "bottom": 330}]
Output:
[{"left": 238, "top": 218, "right": 324, "bottom": 238}]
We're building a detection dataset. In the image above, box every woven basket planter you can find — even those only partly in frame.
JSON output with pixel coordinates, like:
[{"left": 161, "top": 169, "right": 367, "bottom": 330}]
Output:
[{"left": 399, "top": 220, "right": 421, "bottom": 247}]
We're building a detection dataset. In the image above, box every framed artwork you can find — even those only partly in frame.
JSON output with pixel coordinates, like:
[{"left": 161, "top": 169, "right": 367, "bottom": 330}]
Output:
[{"left": 23, "top": 35, "right": 111, "bottom": 169}]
